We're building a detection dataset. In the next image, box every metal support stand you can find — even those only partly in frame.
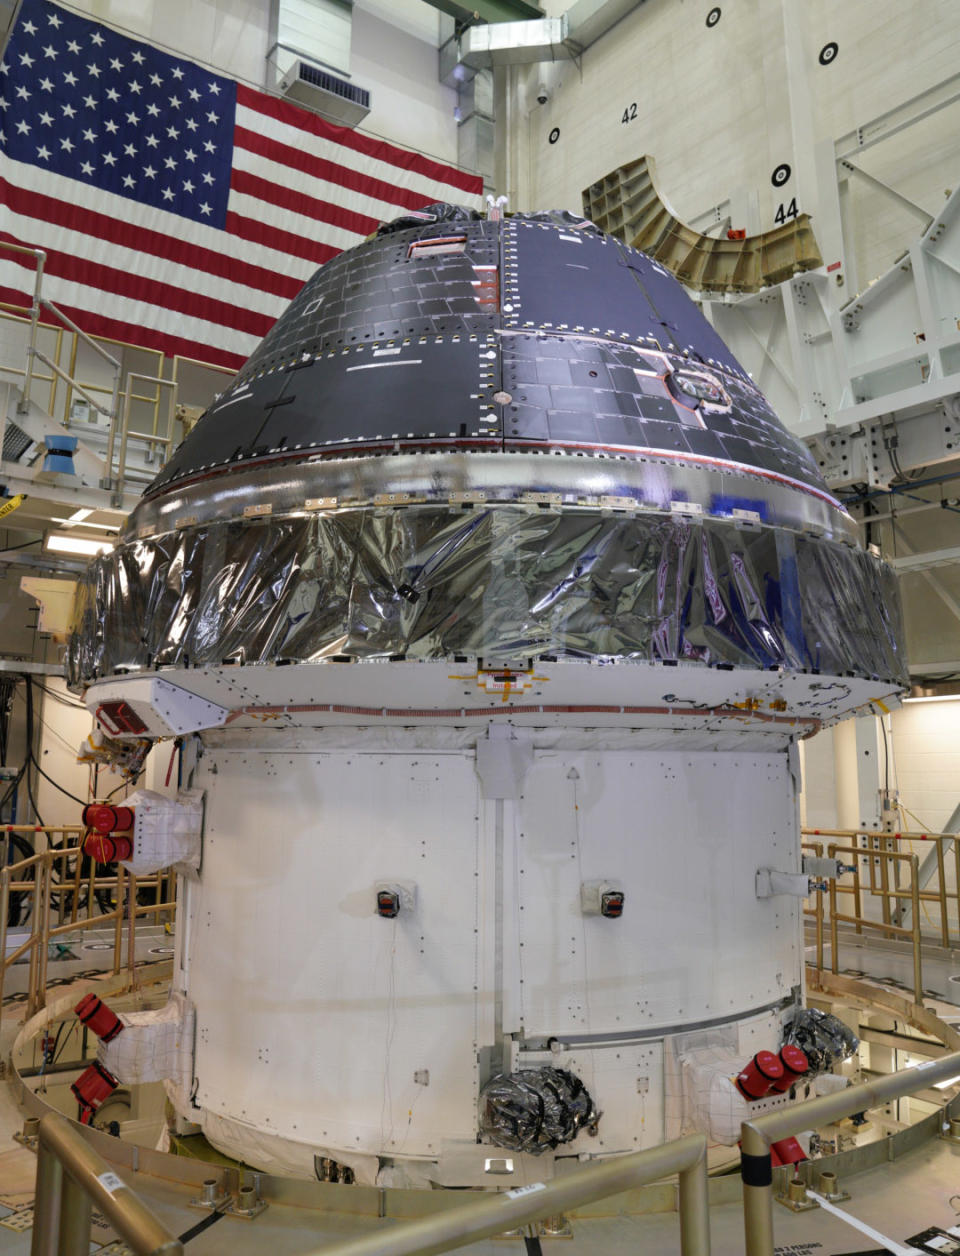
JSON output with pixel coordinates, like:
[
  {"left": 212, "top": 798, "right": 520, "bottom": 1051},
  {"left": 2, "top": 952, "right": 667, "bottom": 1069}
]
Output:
[{"left": 774, "top": 1176, "right": 818, "bottom": 1212}]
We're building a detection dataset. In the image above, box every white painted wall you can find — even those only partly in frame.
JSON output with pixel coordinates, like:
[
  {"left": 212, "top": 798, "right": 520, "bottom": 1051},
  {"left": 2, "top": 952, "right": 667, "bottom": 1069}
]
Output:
[
  {"left": 59, "top": 0, "right": 458, "bottom": 164},
  {"left": 506, "top": 0, "right": 960, "bottom": 288},
  {"left": 889, "top": 700, "right": 960, "bottom": 833},
  {"left": 801, "top": 702, "right": 960, "bottom": 840},
  {"left": 352, "top": 3, "right": 457, "bottom": 164}
]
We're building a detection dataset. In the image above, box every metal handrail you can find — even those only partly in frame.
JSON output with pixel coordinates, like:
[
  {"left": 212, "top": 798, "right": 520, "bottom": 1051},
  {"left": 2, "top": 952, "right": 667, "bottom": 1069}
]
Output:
[
  {"left": 801, "top": 841, "right": 825, "bottom": 970},
  {"left": 828, "top": 841, "right": 923, "bottom": 1000},
  {"left": 32, "top": 349, "right": 111, "bottom": 420},
  {"left": 303, "top": 1133, "right": 710, "bottom": 1256},
  {"left": 0, "top": 270, "right": 230, "bottom": 496},
  {"left": 115, "top": 372, "right": 178, "bottom": 495},
  {"left": 33, "top": 1111, "right": 182, "bottom": 1255},
  {"left": 0, "top": 240, "right": 121, "bottom": 484},
  {"left": 741, "top": 1049, "right": 960, "bottom": 1255},
  {"left": 0, "top": 832, "right": 176, "bottom": 1038},
  {"left": 804, "top": 824, "right": 960, "bottom": 948}
]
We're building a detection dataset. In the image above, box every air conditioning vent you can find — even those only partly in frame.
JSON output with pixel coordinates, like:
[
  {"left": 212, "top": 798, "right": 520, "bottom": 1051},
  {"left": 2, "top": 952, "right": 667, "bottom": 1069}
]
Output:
[
  {"left": 277, "top": 59, "right": 371, "bottom": 128},
  {"left": 2, "top": 420, "right": 34, "bottom": 464}
]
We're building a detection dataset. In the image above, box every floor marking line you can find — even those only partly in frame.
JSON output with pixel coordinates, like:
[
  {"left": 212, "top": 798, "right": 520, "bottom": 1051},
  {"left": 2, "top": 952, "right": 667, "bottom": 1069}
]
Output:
[{"left": 806, "top": 1190, "right": 923, "bottom": 1255}]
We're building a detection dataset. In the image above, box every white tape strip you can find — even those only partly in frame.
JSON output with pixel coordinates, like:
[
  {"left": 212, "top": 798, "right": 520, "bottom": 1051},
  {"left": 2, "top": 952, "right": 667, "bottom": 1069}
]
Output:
[
  {"left": 505, "top": 1183, "right": 546, "bottom": 1200},
  {"left": 806, "top": 1191, "right": 923, "bottom": 1255}
]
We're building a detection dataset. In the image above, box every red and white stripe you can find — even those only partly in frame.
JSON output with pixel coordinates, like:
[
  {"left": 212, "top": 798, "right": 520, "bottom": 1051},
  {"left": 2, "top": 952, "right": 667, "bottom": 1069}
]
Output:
[{"left": 0, "top": 81, "right": 483, "bottom": 372}]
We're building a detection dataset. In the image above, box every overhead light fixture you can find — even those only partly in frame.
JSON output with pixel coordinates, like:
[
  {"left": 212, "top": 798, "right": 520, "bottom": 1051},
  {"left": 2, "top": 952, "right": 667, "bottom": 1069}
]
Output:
[
  {"left": 50, "top": 517, "right": 121, "bottom": 531},
  {"left": 45, "top": 532, "right": 113, "bottom": 556},
  {"left": 934, "top": 1073, "right": 960, "bottom": 1090},
  {"left": 64, "top": 508, "right": 93, "bottom": 525},
  {"left": 903, "top": 692, "right": 960, "bottom": 704}
]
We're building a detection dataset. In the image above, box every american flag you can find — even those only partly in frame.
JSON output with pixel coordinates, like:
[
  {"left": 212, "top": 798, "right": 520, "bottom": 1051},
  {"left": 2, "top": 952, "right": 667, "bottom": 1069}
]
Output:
[{"left": 0, "top": 0, "right": 484, "bottom": 371}]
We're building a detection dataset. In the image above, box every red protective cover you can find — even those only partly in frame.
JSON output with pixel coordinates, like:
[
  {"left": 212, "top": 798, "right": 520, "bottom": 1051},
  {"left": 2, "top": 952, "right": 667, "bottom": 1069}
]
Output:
[
  {"left": 74, "top": 993, "right": 124, "bottom": 1043},
  {"left": 770, "top": 1136, "right": 807, "bottom": 1166},
  {"left": 735, "top": 1050, "right": 785, "bottom": 1100},
  {"left": 83, "top": 832, "right": 133, "bottom": 864},
  {"left": 70, "top": 1060, "right": 119, "bottom": 1111}
]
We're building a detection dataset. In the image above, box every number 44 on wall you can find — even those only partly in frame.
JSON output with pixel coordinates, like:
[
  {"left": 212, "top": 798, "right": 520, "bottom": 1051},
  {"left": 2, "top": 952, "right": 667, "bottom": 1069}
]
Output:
[{"left": 775, "top": 198, "right": 799, "bottom": 225}]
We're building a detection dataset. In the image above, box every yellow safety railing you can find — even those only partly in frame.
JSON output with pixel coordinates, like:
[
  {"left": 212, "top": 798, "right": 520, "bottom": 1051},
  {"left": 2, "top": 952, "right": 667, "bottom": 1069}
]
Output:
[
  {"left": 801, "top": 840, "right": 825, "bottom": 971},
  {"left": 0, "top": 829, "right": 175, "bottom": 1041},
  {"left": 0, "top": 251, "right": 234, "bottom": 499},
  {"left": 804, "top": 826, "right": 960, "bottom": 945},
  {"left": 827, "top": 841, "right": 923, "bottom": 1001},
  {"left": 801, "top": 825, "right": 960, "bottom": 1003},
  {"left": 741, "top": 1049, "right": 960, "bottom": 1255},
  {"left": 27, "top": 1046, "right": 960, "bottom": 1256},
  {"left": 32, "top": 1111, "right": 182, "bottom": 1256},
  {"left": 0, "top": 303, "right": 64, "bottom": 417}
]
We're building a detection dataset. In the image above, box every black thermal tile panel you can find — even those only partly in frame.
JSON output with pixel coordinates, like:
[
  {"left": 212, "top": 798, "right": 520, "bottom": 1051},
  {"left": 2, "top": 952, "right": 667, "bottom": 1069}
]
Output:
[{"left": 254, "top": 336, "right": 500, "bottom": 452}]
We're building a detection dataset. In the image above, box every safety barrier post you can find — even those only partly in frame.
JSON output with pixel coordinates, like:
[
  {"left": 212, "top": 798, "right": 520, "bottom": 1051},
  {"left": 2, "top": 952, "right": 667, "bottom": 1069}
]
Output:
[{"left": 742, "top": 1050, "right": 960, "bottom": 1256}]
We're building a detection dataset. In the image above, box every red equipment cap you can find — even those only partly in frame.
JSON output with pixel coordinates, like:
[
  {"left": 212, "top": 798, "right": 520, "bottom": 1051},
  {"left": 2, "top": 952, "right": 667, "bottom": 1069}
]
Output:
[
  {"left": 82, "top": 803, "right": 134, "bottom": 835},
  {"left": 770, "top": 1044, "right": 809, "bottom": 1092},
  {"left": 82, "top": 833, "right": 133, "bottom": 864},
  {"left": 735, "top": 1050, "right": 785, "bottom": 1101},
  {"left": 74, "top": 993, "right": 124, "bottom": 1043},
  {"left": 71, "top": 1060, "right": 119, "bottom": 1111}
]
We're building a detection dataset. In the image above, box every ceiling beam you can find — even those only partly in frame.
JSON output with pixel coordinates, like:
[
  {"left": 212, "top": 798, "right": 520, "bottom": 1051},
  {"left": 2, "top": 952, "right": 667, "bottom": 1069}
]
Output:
[
  {"left": 420, "top": 0, "right": 544, "bottom": 24},
  {"left": 889, "top": 544, "right": 960, "bottom": 574}
]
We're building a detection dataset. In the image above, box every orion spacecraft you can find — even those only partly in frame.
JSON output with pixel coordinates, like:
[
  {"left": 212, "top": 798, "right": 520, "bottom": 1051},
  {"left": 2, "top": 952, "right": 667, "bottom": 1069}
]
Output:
[{"left": 67, "top": 204, "right": 906, "bottom": 1186}]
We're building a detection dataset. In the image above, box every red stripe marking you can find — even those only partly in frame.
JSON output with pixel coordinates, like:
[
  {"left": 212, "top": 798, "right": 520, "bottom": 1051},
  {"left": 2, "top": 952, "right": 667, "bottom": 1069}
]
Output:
[
  {"left": 0, "top": 282, "right": 245, "bottom": 372},
  {"left": 0, "top": 230, "right": 275, "bottom": 341},
  {"left": 237, "top": 84, "right": 484, "bottom": 199},
  {"left": 224, "top": 701, "right": 822, "bottom": 731},
  {"left": 0, "top": 176, "right": 304, "bottom": 302},
  {"left": 224, "top": 209, "right": 342, "bottom": 269},
  {"left": 233, "top": 125, "right": 445, "bottom": 216},
  {"left": 231, "top": 168, "right": 378, "bottom": 239}
]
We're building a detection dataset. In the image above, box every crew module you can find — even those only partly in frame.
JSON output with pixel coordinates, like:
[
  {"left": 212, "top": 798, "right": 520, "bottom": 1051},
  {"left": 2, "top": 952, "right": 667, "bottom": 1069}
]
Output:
[{"left": 66, "top": 204, "right": 906, "bottom": 1186}]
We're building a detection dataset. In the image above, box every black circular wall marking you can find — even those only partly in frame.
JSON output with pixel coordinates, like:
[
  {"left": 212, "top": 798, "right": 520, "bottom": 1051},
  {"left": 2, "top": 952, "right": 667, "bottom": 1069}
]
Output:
[
  {"left": 819, "top": 41, "right": 838, "bottom": 65},
  {"left": 706, "top": 6, "right": 721, "bottom": 27},
  {"left": 548, "top": 127, "right": 560, "bottom": 145},
  {"left": 771, "top": 163, "right": 791, "bottom": 188}
]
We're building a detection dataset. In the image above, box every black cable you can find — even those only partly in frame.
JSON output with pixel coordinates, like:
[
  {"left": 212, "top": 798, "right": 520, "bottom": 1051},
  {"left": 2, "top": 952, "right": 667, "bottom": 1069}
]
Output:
[
  {"left": 0, "top": 678, "right": 26, "bottom": 821},
  {"left": 105, "top": 772, "right": 144, "bottom": 799},
  {"left": 0, "top": 537, "right": 42, "bottom": 553},
  {"left": 0, "top": 763, "right": 25, "bottom": 817},
  {"left": 523, "top": 1238, "right": 544, "bottom": 1256},
  {"left": 177, "top": 1209, "right": 228, "bottom": 1244},
  {"left": 21, "top": 675, "right": 86, "bottom": 806},
  {"left": 23, "top": 677, "right": 45, "bottom": 827},
  {"left": 23, "top": 759, "right": 45, "bottom": 828},
  {"left": 32, "top": 682, "right": 88, "bottom": 711},
  {"left": 28, "top": 755, "right": 86, "bottom": 807},
  {"left": 44, "top": 1020, "right": 66, "bottom": 1069},
  {"left": 52, "top": 1020, "right": 78, "bottom": 1067},
  {"left": 878, "top": 715, "right": 890, "bottom": 794}
]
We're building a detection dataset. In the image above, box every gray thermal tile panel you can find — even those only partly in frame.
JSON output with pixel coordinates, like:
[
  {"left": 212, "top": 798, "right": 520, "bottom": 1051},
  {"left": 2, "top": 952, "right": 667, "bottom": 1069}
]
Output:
[
  {"left": 238, "top": 222, "right": 499, "bottom": 381},
  {"left": 502, "top": 218, "right": 743, "bottom": 377}
]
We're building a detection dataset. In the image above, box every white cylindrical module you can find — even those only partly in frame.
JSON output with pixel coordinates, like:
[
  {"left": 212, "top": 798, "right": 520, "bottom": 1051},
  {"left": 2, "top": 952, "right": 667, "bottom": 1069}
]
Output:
[
  {"left": 175, "top": 735, "right": 801, "bottom": 1182},
  {"left": 68, "top": 206, "right": 906, "bottom": 1186}
]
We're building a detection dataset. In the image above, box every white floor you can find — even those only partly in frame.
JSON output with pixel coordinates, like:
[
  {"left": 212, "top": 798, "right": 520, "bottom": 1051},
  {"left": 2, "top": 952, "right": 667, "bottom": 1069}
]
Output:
[{"left": 2, "top": 940, "right": 960, "bottom": 1255}]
